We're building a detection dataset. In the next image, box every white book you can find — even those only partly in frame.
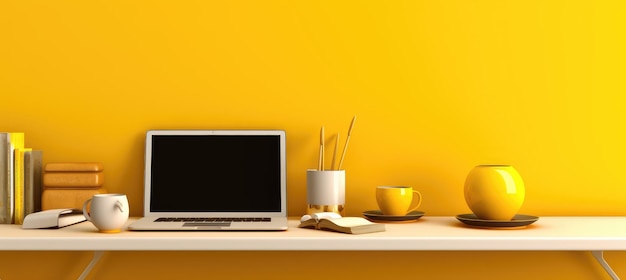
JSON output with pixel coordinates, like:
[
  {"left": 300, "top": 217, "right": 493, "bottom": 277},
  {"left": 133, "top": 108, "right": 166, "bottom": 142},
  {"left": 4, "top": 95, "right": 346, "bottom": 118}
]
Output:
[
  {"left": 22, "top": 209, "right": 86, "bottom": 229},
  {"left": 298, "top": 212, "right": 386, "bottom": 234}
]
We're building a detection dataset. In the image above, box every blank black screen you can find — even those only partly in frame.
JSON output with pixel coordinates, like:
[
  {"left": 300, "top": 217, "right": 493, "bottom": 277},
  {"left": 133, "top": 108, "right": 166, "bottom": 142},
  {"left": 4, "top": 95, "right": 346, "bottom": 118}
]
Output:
[{"left": 149, "top": 135, "right": 282, "bottom": 212}]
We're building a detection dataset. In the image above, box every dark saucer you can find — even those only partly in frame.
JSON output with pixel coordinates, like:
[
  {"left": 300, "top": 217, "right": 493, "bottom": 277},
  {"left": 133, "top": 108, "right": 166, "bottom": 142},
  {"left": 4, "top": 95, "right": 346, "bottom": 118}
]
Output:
[
  {"left": 362, "top": 210, "right": 425, "bottom": 223},
  {"left": 456, "top": 214, "right": 539, "bottom": 229}
]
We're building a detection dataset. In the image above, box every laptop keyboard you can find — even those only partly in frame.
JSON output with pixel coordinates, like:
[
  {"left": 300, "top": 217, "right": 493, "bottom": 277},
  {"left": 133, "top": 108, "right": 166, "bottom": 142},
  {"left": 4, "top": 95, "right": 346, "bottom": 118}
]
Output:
[{"left": 155, "top": 217, "right": 271, "bottom": 222}]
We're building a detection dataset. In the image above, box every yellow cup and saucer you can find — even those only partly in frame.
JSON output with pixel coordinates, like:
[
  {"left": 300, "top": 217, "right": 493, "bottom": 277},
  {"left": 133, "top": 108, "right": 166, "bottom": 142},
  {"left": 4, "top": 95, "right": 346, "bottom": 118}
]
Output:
[{"left": 363, "top": 186, "right": 425, "bottom": 223}]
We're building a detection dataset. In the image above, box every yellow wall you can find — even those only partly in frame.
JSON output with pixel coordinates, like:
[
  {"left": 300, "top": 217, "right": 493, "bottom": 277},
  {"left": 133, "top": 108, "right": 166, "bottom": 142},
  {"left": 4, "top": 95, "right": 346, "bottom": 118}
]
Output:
[{"left": 1, "top": 0, "right": 625, "bottom": 279}]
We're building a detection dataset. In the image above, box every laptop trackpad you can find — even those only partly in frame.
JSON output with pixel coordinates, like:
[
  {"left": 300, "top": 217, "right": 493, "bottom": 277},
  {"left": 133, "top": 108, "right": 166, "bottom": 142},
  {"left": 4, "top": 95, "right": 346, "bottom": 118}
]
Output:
[{"left": 183, "top": 222, "right": 231, "bottom": 227}]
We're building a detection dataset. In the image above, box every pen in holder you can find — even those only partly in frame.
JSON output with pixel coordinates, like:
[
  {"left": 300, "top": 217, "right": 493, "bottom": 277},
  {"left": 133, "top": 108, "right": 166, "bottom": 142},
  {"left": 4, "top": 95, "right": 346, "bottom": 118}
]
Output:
[{"left": 306, "top": 169, "right": 345, "bottom": 216}]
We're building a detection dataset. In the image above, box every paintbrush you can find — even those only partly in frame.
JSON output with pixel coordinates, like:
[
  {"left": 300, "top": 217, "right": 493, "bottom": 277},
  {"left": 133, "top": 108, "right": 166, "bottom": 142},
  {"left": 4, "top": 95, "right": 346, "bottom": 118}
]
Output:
[
  {"left": 331, "top": 133, "right": 340, "bottom": 170},
  {"left": 318, "top": 126, "right": 325, "bottom": 171},
  {"left": 337, "top": 115, "right": 356, "bottom": 170}
]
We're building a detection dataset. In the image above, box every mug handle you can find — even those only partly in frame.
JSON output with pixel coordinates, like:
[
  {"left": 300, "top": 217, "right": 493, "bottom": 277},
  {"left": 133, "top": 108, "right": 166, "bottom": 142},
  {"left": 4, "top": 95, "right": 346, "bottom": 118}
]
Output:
[
  {"left": 115, "top": 201, "right": 124, "bottom": 212},
  {"left": 407, "top": 191, "right": 423, "bottom": 213},
  {"left": 83, "top": 198, "right": 93, "bottom": 222}
]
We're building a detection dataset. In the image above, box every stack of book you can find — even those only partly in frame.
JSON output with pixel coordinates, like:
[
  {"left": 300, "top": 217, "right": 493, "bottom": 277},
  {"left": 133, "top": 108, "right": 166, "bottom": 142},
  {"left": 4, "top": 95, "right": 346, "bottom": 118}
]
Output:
[
  {"left": 1, "top": 132, "right": 44, "bottom": 224},
  {"left": 42, "top": 162, "right": 107, "bottom": 211}
]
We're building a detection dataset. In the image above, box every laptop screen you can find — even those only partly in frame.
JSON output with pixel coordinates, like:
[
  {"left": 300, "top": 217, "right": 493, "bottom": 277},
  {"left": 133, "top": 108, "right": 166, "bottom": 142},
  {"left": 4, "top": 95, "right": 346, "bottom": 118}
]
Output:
[{"left": 147, "top": 132, "right": 284, "bottom": 213}]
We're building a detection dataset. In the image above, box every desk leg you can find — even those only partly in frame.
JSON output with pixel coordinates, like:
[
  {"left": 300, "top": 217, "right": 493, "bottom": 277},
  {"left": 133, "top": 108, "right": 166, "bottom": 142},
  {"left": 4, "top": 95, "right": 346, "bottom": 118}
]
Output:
[
  {"left": 592, "top": 251, "right": 620, "bottom": 280},
  {"left": 77, "top": 251, "right": 104, "bottom": 280}
]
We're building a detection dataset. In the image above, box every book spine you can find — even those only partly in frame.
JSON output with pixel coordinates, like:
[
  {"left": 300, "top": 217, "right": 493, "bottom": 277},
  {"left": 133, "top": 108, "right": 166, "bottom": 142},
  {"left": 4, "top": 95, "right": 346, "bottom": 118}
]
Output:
[
  {"left": 23, "top": 150, "right": 33, "bottom": 218},
  {"left": 32, "top": 151, "right": 43, "bottom": 212},
  {"left": 0, "top": 133, "right": 10, "bottom": 224},
  {"left": 14, "top": 147, "right": 28, "bottom": 225},
  {"left": 23, "top": 150, "right": 42, "bottom": 218},
  {"left": 7, "top": 133, "right": 25, "bottom": 224}
]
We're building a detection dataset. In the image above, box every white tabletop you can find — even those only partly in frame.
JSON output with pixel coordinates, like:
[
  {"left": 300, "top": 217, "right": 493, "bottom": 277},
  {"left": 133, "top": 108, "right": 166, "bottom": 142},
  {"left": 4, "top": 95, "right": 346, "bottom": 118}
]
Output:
[{"left": 2, "top": 216, "right": 626, "bottom": 251}]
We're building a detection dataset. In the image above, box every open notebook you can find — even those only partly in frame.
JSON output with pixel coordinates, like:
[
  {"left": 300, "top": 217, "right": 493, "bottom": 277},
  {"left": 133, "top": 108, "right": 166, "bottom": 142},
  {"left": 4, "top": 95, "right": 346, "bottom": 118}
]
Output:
[{"left": 128, "top": 130, "right": 288, "bottom": 231}]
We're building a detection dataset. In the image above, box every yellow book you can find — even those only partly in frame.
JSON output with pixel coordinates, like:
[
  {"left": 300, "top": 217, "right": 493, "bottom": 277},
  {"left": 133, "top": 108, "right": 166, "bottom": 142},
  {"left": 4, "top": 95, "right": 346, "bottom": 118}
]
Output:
[
  {"left": 8, "top": 133, "right": 24, "bottom": 224},
  {"left": 14, "top": 147, "right": 30, "bottom": 225}
]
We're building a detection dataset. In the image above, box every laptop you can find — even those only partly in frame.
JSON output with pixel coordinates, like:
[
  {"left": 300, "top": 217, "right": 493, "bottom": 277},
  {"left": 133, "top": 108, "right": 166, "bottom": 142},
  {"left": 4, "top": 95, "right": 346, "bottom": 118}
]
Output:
[{"left": 128, "top": 130, "right": 288, "bottom": 231}]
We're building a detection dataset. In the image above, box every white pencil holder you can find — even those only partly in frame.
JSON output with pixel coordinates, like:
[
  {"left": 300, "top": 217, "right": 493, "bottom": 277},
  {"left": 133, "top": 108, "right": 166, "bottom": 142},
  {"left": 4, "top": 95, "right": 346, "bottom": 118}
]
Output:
[{"left": 306, "top": 169, "right": 345, "bottom": 215}]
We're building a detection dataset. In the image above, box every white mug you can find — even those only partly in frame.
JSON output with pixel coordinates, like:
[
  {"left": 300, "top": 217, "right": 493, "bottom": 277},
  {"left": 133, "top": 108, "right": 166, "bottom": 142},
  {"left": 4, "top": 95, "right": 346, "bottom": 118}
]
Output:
[{"left": 83, "top": 194, "right": 129, "bottom": 233}]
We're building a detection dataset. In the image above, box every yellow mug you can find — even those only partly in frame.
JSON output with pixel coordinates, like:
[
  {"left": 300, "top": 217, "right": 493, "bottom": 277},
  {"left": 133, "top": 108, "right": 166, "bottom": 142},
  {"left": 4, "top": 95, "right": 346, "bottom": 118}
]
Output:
[{"left": 376, "top": 186, "right": 422, "bottom": 216}]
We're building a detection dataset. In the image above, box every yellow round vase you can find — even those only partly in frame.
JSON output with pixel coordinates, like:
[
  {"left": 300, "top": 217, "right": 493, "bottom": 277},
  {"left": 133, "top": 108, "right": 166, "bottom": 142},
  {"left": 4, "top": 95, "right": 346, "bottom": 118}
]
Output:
[{"left": 464, "top": 165, "right": 525, "bottom": 220}]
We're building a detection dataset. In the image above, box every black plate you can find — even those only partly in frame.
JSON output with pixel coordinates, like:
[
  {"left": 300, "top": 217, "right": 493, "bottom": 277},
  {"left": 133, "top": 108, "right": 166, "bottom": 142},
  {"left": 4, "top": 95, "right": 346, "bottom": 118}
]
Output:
[
  {"left": 363, "top": 210, "right": 425, "bottom": 223},
  {"left": 456, "top": 214, "right": 539, "bottom": 228}
]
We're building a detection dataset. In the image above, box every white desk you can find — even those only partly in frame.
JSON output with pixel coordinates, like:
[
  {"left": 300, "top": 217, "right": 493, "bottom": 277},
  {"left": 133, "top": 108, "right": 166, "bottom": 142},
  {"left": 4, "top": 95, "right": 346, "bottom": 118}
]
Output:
[{"left": 1, "top": 216, "right": 625, "bottom": 279}]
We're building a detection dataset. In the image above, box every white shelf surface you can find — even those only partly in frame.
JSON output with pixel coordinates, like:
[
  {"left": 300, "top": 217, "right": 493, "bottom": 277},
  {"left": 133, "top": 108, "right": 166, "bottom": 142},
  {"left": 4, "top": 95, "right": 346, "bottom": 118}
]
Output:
[{"left": 2, "top": 216, "right": 626, "bottom": 251}]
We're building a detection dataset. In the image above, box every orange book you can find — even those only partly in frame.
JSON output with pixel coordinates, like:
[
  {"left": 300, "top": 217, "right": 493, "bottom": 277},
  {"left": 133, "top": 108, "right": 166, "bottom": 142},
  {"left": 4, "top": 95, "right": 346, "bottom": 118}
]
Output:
[
  {"left": 41, "top": 188, "right": 108, "bottom": 210},
  {"left": 44, "top": 162, "right": 103, "bottom": 172},
  {"left": 43, "top": 172, "right": 104, "bottom": 188}
]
